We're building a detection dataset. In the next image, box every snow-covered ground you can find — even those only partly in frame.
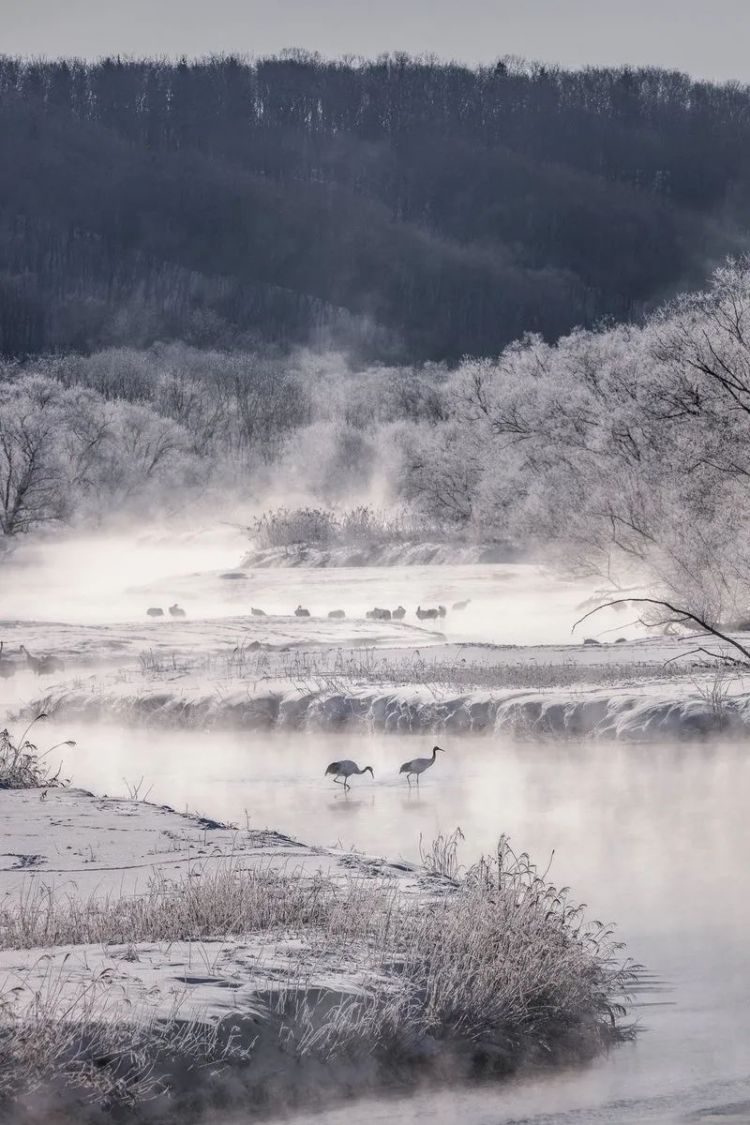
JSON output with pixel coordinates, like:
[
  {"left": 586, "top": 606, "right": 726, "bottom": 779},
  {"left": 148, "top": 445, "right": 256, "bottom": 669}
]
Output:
[
  {"left": 0, "top": 788, "right": 419, "bottom": 1028},
  {"left": 3, "top": 530, "right": 749, "bottom": 1122},
  {"left": 6, "top": 526, "right": 736, "bottom": 742},
  {"left": 0, "top": 613, "right": 441, "bottom": 671},
  {"left": 24, "top": 660, "right": 750, "bottom": 738},
  {"left": 6, "top": 619, "right": 748, "bottom": 739}
]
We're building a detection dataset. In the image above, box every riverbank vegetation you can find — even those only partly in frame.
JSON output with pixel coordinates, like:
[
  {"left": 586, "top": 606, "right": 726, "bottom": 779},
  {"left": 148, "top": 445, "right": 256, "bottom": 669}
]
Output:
[
  {"left": 5, "top": 255, "right": 750, "bottom": 648},
  {"left": 0, "top": 720, "right": 70, "bottom": 789},
  {"left": 0, "top": 804, "right": 634, "bottom": 1118},
  {"left": 250, "top": 505, "right": 444, "bottom": 551}
]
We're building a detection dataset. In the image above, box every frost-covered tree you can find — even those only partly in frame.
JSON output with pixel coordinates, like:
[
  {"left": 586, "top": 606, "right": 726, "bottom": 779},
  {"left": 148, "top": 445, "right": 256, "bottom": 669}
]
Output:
[
  {"left": 0, "top": 374, "right": 200, "bottom": 537},
  {"left": 0, "top": 376, "right": 71, "bottom": 536},
  {"left": 404, "top": 259, "right": 750, "bottom": 627}
]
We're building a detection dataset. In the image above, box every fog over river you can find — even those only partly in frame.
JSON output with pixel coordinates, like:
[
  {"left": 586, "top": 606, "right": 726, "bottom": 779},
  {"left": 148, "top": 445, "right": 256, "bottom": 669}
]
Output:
[
  {"left": 1, "top": 528, "right": 748, "bottom": 1123},
  {"left": 31, "top": 722, "right": 750, "bottom": 1125},
  {"left": 0, "top": 526, "right": 633, "bottom": 646}
]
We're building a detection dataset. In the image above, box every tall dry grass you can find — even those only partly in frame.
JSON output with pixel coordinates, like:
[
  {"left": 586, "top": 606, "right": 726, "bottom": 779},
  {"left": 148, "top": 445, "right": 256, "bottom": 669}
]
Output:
[
  {"left": 301, "top": 835, "right": 634, "bottom": 1064},
  {"left": 0, "top": 834, "right": 635, "bottom": 1095},
  {"left": 0, "top": 961, "right": 242, "bottom": 1107},
  {"left": 138, "top": 643, "right": 700, "bottom": 693},
  {"left": 0, "top": 718, "right": 74, "bottom": 790},
  {"left": 249, "top": 505, "right": 457, "bottom": 552}
]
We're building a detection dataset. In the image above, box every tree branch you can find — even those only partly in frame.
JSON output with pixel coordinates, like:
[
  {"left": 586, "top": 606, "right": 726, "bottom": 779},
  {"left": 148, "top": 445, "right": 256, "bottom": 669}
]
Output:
[{"left": 572, "top": 597, "right": 750, "bottom": 665}]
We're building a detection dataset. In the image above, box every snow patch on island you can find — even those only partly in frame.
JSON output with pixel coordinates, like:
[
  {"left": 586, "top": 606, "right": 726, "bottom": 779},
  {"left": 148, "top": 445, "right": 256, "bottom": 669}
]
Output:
[{"left": 26, "top": 670, "right": 750, "bottom": 740}]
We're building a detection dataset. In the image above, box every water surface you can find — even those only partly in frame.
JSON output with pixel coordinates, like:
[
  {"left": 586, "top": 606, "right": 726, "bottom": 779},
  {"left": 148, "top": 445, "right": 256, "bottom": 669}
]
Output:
[
  {"left": 33, "top": 722, "right": 750, "bottom": 1125},
  {"left": 0, "top": 528, "right": 631, "bottom": 645}
]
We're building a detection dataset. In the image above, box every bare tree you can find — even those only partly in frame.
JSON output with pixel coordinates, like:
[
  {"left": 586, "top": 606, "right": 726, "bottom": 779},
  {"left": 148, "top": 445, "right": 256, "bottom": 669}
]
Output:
[
  {"left": 574, "top": 597, "right": 750, "bottom": 668},
  {"left": 0, "top": 379, "right": 69, "bottom": 536}
]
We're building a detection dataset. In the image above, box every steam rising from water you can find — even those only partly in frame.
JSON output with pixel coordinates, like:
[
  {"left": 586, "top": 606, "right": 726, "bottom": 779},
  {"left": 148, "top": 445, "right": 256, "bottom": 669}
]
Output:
[
  {"left": 0, "top": 524, "right": 633, "bottom": 644},
  {"left": 0, "top": 524, "right": 246, "bottom": 625},
  {"left": 4, "top": 529, "right": 735, "bottom": 1125}
]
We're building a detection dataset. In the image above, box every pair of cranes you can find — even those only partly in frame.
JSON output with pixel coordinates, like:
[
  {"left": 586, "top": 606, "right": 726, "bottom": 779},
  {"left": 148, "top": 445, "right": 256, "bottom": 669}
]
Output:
[{"left": 325, "top": 745, "right": 445, "bottom": 790}]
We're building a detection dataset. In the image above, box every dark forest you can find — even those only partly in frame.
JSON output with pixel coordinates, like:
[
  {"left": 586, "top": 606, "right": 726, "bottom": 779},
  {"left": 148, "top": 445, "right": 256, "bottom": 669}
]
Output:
[{"left": 2, "top": 52, "right": 750, "bottom": 360}]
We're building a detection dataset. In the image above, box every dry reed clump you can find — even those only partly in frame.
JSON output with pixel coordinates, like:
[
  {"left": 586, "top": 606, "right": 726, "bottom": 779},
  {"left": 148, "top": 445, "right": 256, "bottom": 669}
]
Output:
[
  {"left": 0, "top": 719, "right": 74, "bottom": 790},
  {"left": 249, "top": 504, "right": 454, "bottom": 552},
  {"left": 0, "top": 963, "right": 243, "bottom": 1107},
  {"left": 138, "top": 643, "right": 703, "bottom": 692},
  {"left": 0, "top": 833, "right": 635, "bottom": 1099},
  {"left": 690, "top": 667, "right": 744, "bottom": 730},
  {"left": 300, "top": 834, "right": 635, "bottom": 1067}
]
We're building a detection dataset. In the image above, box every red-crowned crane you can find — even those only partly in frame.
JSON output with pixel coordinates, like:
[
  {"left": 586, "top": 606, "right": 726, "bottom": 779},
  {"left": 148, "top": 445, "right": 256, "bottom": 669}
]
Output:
[
  {"left": 324, "top": 760, "right": 374, "bottom": 790},
  {"left": 399, "top": 745, "right": 445, "bottom": 786}
]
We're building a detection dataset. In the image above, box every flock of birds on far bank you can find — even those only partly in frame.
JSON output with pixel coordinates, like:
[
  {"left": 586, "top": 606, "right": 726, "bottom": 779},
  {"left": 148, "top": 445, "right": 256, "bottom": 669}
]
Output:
[
  {"left": 0, "top": 589, "right": 625, "bottom": 681},
  {"left": 146, "top": 604, "right": 186, "bottom": 618},
  {"left": 143, "top": 601, "right": 469, "bottom": 620},
  {"left": 139, "top": 599, "right": 623, "bottom": 650},
  {"left": 0, "top": 600, "right": 472, "bottom": 682},
  {"left": 140, "top": 600, "right": 623, "bottom": 653},
  {"left": 326, "top": 745, "right": 445, "bottom": 789}
]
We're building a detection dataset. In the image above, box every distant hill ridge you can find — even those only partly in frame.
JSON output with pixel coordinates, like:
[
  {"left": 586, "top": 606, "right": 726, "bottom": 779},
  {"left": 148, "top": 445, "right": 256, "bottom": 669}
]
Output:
[{"left": 1, "top": 53, "right": 749, "bottom": 359}]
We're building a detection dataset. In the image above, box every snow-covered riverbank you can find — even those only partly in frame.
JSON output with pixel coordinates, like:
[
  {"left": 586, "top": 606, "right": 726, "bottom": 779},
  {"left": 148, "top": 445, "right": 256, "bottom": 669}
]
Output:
[
  {"left": 25, "top": 666, "right": 750, "bottom": 738},
  {"left": 0, "top": 786, "right": 631, "bottom": 1121},
  {"left": 0, "top": 787, "right": 420, "bottom": 1025},
  {"left": 8, "top": 617, "right": 748, "bottom": 740},
  {"left": 0, "top": 613, "right": 441, "bottom": 672},
  {"left": 3, "top": 532, "right": 748, "bottom": 744}
]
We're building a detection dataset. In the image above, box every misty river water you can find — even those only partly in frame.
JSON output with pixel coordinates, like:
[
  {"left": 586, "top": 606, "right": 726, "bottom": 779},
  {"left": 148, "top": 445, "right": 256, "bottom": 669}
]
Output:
[
  {"left": 0, "top": 525, "right": 635, "bottom": 645},
  {"left": 28, "top": 721, "right": 750, "bottom": 1125},
  {"left": 1, "top": 529, "right": 748, "bottom": 1123}
]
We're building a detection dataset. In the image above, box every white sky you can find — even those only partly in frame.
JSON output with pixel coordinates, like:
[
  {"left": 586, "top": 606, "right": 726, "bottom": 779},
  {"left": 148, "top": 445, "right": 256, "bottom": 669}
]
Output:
[{"left": 1, "top": 0, "right": 749, "bottom": 84}]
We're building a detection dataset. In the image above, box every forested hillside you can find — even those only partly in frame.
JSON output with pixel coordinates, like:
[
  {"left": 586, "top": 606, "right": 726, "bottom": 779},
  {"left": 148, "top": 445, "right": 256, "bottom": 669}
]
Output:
[{"left": 2, "top": 53, "right": 750, "bottom": 359}]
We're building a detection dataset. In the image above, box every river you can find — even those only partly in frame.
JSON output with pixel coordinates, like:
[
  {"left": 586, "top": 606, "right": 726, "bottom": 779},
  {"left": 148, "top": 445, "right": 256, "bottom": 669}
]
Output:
[
  {"left": 27, "top": 721, "right": 750, "bottom": 1125},
  {"left": 1, "top": 530, "right": 747, "bottom": 1122}
]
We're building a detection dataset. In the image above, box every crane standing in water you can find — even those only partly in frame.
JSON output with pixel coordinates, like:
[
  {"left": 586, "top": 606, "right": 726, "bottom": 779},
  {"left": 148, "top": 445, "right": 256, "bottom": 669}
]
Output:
[
  {"left": 19, "top": 645, "right": 64, "bottom": 676},
  {"left": 324, "top": 760, "right": 374, "bottom": 790},
  {"left": 399, "top": 745, "right": 445, "bottom": 786}
]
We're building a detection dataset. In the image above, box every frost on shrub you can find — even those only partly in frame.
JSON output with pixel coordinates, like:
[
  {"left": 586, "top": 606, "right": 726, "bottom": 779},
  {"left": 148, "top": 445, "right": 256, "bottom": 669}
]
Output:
[
  {"left": 0, "top": 833, "right": 635, "bottom": 1107},
  {"left": 0, "top": 722, "right": 73, "bottom": 790},
  {"left": 250, "top": 505, "right": 450, "bottom": 552},
  {"left": 252, "top": 507, "right": 336, "bottom": 549}
]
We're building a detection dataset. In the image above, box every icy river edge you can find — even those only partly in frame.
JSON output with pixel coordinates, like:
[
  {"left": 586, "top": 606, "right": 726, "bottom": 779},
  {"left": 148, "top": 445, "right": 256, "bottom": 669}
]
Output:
[
  {"left": 4, "top": 613, "right": 749, "bottom": 740},
  {"left": 0, "top": 786, "right": 631, "bottom": 1122},
  {"left": 25, "top": 669, "right": 750, "bottom": 739}
]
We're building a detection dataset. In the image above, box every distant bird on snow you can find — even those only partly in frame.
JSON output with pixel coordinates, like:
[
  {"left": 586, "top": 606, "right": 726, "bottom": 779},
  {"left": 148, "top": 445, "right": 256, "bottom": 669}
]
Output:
[
  {"left": 399, "top": 745, "right": 444, "bottom": 786},
  {"left": 416, "top": 606, "right": 439, "bottom": 620},
  {"left": 325, "top": 760, "right": 374, "bottom": 790},
  {"left": 168, "top": 603, "right": 186, "bottom": 618}
]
